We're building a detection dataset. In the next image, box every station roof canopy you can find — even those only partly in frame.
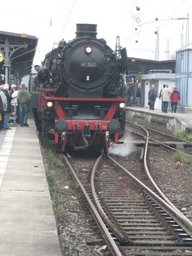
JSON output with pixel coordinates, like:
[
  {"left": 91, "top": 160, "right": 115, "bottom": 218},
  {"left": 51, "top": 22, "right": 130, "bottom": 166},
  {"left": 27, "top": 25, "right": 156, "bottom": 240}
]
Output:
[
  {"left": 127, "top": 57, "right": 176, "bottom": 74},
  {"left": 0, "top": 30, "right": 38, "bottom": 80}
]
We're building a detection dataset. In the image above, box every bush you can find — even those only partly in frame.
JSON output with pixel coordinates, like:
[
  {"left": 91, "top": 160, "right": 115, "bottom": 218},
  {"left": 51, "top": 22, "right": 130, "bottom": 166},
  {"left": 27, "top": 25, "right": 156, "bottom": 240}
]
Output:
[
  {"left": 174, "top": 130, "right": 192, "bottom": 141},
  {"left": 173, "top": 152, "right": 192, "bottom": 164}
]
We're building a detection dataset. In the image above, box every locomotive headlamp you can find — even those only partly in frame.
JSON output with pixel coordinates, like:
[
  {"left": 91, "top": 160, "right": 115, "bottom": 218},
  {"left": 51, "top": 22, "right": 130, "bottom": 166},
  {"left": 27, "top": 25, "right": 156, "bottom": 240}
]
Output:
[
  {"left": 85, "top": 46, "right": 92, "bottom": 54},
  {"left": 47, "top": 101, "right": 53, "bottom": 108},
  {"left": 119, "top": 102, "right": 125, "bottom": 109}
]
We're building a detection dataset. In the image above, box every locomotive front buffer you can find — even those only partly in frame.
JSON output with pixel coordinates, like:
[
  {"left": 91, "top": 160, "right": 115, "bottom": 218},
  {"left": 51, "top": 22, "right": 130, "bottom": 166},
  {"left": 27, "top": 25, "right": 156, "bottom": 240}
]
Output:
[{"left": 38, "top": 93, "right": 126, "bottom": 153}]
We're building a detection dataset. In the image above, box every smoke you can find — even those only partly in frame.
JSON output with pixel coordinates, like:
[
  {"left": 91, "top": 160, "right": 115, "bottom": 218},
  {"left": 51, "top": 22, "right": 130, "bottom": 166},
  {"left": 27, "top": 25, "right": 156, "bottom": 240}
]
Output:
[{"left": 109, "top": 133, "right": 135, "bottom": 157}]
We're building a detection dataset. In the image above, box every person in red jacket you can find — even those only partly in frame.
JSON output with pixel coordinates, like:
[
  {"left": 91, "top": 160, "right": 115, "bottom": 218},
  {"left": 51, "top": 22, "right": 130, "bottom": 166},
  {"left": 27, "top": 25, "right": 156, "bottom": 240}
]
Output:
[{"left": 170, "top": 87, "right": 180, "bottom": 113}]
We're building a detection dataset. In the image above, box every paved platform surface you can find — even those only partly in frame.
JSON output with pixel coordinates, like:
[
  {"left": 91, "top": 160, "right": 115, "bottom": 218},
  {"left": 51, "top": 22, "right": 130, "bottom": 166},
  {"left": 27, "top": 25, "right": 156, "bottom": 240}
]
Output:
[
  {"left": 0, "top": 120, "right": 62, "bottom": 256},
  {"left": 126, "top": 107, "right": 192, "bottom": 131}
]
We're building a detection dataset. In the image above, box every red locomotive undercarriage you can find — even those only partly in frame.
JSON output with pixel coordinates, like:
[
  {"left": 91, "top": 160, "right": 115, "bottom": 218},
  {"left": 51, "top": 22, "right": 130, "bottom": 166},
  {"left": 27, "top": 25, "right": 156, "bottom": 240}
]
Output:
[{"left": 38, "top": 88, "right": 126, "bottom": 153}]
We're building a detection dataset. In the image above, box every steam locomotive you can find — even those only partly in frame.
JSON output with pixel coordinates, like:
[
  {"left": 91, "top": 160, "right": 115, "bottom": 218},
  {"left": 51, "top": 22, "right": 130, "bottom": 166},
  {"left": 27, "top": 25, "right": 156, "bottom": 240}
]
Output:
[{"left": 36, "top": 24, "right": 128, "bottom": 153}]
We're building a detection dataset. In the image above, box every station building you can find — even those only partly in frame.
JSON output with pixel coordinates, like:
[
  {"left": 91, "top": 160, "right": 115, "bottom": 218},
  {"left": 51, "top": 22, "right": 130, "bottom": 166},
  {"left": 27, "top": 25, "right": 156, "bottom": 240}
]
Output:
[
  {"left": 176, "top": 48, "right": 192, "bottom": 112},
  {"left": 127, "top": 57, "right": 176, "bottom": 110},
  {"left": 127, "top": 48, "right": 192, "bottom": 113}
]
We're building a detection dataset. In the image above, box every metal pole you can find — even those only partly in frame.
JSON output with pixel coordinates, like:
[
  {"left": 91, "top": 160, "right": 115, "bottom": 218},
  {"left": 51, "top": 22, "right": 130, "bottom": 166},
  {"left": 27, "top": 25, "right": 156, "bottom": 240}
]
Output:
[
  {"left": 166, "top": 38, "right": 170, "bottom": 60},
  {"left": 155, "top": 26, "right": 159, "bottom": 60},
  {"left": 185, "top": 13, "right": 189, "bottom": 46},
  {"left": 4, "top": 40, "right": 10, "bottom": 84}
]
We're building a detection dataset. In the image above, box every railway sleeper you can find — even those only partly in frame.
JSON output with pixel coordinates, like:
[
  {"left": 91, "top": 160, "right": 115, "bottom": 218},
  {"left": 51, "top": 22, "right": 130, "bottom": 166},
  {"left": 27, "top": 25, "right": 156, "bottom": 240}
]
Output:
[{"left": 144, "top": 194, "right": 192, "bottom": 245}]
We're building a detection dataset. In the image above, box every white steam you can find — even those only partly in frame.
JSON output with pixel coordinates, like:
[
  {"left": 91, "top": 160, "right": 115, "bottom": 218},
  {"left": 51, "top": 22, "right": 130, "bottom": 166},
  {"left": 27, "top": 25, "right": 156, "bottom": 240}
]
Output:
[{"left": 109, "top": 133, "right": 135, "bottom": 157}]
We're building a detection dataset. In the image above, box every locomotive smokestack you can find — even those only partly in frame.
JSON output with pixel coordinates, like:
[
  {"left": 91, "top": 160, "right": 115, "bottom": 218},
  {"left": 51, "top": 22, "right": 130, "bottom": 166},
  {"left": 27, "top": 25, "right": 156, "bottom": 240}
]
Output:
[{"left": 76, "top": 24, "right": 97, "bottom": 38}]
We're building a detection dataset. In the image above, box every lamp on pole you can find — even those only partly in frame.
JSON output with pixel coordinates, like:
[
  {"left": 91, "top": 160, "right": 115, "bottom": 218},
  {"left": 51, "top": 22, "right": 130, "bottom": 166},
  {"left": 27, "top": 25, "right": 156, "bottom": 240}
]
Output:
[{"left": 154, "top": 26, "right": 159, "bottom": 61}]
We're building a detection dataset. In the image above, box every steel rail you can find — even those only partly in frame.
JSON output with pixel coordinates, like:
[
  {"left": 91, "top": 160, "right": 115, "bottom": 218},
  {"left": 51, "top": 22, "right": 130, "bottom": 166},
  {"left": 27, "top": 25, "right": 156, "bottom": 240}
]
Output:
[
  {"left": 127, "top": 123, "right": 192, "bottom": 234},
  {"left": 126, "top": 122, "right": 192, "bottom": 157},
  {"left": 108, "top": 151, "right": 192, "bottom": 237},
  {"left": 63, "top": 154, "right": 125, "bottom": 256},
  {"left": 90, "top": 156, "right": 132, "bottom": 245},
  {"left": 127, "top": 123, "right": 192, "bottom": 213},
  {"left": 142, "top": 125, "right": 192, "bottom": 221},
  {"left": 147, "top": 127, "right": 192, "bottom": 144}
]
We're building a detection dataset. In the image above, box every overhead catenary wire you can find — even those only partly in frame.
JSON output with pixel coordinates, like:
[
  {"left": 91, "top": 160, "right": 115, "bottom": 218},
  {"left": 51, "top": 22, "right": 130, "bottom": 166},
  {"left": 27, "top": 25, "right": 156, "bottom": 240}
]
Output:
[
  {"left": 119, "top": 0, "right": 191, "bottom": 59},
  {"left": 60, "top": 0, "right": 77, "bottom": 35}
]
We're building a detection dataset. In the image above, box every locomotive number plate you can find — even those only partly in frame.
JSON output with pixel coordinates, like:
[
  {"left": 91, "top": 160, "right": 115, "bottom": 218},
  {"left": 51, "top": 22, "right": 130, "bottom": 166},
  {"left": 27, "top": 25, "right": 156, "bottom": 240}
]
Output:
[{"left": 81, "top": 61, "right": 96, "bottom": 67}]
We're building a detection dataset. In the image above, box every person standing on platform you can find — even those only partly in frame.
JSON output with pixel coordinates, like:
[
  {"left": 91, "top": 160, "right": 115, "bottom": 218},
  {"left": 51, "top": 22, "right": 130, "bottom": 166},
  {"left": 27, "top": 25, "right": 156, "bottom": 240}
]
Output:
[
  {"left": 17, "top": 83, "right": 31, "bottom": 127},
  {"left": 1, "top": 84, "right": 12, "bottom": 130},
  {"left": 136, "top": 87, "right": 141, "bottom": 106},
  {"left": 159, "top": 84, "right": 166, "bottom": 111},
  {"left": 161, "top": 85, "right": 171, "bottom": 113},
  {"left": 126, "top": 84, "right": 133, "bottom": 106},
  {"left": 170, "top": 87, "right": 180, "bottom": 113},
  {"left": 148, "top": 84, "right": 157, "bottom": 110},
  {"left": 0, "top": 87, "right": 4, "bottom": 130},
  {"left": 10, "top": 84, "right": 19, "bottom": 124}
]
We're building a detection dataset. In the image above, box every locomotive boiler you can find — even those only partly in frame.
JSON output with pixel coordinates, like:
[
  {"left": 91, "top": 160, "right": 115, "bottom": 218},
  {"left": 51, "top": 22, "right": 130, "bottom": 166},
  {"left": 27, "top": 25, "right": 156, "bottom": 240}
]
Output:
[{"left": 37, "top": 23, "right": 128, "bottom": 153}]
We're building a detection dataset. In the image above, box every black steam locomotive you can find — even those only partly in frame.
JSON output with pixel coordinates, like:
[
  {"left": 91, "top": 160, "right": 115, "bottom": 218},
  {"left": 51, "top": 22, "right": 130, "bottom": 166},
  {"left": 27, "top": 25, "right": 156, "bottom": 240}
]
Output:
[{"left": 36, "top": 24, "right": 127, "bottom": 153}]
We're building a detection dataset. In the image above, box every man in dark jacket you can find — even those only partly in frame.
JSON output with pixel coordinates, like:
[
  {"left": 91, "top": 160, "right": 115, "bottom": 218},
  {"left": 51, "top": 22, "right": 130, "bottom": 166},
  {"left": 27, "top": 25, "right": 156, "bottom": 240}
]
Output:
[
  {"left": 17, "top": 83, "right": 31, "bottom": 127},
  {"left": 148, "top": 84, "right": 157, "bottom": 110}
]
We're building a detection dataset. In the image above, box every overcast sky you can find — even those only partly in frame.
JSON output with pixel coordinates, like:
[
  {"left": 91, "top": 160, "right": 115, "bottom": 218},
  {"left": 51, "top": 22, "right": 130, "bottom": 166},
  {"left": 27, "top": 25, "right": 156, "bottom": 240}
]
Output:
[{"left": 1, "top": 0, "right": 192, "bottom": 64}]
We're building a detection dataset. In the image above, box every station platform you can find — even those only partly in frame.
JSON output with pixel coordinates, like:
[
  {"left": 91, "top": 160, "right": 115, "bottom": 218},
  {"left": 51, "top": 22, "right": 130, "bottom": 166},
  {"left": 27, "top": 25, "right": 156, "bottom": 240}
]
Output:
[
  {"left": 0, "top": 120, "right": 62, "bottom": 256},
  {"left": 126, "top": 106, "right": 192, "bottom": 133}
]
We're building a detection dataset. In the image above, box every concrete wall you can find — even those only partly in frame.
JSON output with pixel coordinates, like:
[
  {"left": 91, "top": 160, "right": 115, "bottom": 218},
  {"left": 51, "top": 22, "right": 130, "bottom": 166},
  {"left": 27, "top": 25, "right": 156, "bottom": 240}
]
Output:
[{"left": 126, "top": 108, "right": 186, "bottom": 133}]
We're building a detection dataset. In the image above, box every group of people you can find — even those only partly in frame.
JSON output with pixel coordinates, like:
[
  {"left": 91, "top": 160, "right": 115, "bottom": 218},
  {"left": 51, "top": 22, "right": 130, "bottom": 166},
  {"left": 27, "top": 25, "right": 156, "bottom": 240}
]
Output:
[
  {"left": 125, "top": 83, "right": 142, "bottom": 107},
  {"left": 0, "top": 83, "right": 31, "bottom": 131},
  {"left": 148, "top": 84, "right": 180, "bottom": 113}
]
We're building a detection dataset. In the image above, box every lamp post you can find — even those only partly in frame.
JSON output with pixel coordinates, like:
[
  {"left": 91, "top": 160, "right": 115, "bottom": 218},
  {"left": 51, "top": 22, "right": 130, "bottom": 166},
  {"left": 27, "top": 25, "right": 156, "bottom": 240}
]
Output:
[{"left": 154, "top": 26, "right": 159, "bottom": 61}]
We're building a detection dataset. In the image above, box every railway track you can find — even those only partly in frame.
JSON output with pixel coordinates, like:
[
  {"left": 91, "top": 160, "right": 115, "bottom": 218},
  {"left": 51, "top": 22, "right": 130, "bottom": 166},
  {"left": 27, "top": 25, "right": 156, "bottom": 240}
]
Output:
[
  {"left": 63, "top": 136, "right": 192, "bottom": 256},
  {"left": 42, "top": 122, "right": 192, "bottom": 255},
  {"left": 126, "top": 122, "right": 192, "bottom": 155}
]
